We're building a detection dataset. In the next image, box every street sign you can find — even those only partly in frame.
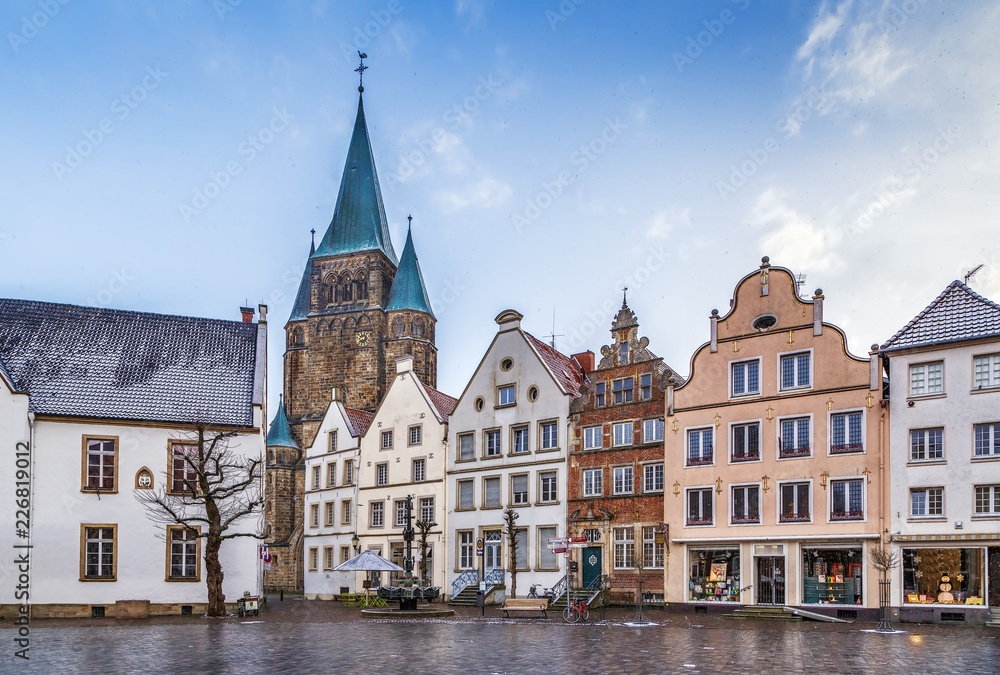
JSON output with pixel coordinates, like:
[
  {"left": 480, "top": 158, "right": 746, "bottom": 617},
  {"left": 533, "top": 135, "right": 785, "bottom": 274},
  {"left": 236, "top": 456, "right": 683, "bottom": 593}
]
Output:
[
  {"left": 549, "top": 546, "right": 567, "bottom": 554},
  {"left": 548, "top": 536, "right": 589, "bottom": 545},
  {"left": 476, "top": 537, "right": 484, "bottom": 556}
]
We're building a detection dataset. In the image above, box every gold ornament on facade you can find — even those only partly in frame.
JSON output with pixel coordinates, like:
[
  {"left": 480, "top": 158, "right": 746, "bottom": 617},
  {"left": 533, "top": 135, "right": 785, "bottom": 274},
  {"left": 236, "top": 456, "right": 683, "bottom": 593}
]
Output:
[
  {"left": 820, "top": 471, "right": 829, "bottom": 490},
  {"left": 672, "top": 419, "right": 679, "bottom": 433},
  {"left": 787, "top": 329, "right": 794, "bottom": 345},
  {"left": 715, "top": 478, "right": 723, "bottom": 494},
  {"left": 866, "top": 392, "right": 875, "bottom": 409},
  {"left": 862, "top": 468, "right": 872, "bottom": 484},
  {"left": 762, "top": 475, "right": 770, "bottom": 492},
  {"left": 827, "top": 398, "right": 834, "bottom": 411},
  {"left": 673, "top": 481, "right": 681, "bottom": 496},
  {"left": 714, "top": 413, "right": 722, "bottom": 428},
  {"left": 733, "top": 339, "right": 740, "bottom": 354},
  {"left": 765, "top": 406, "right": 774, "bottom": 421}
]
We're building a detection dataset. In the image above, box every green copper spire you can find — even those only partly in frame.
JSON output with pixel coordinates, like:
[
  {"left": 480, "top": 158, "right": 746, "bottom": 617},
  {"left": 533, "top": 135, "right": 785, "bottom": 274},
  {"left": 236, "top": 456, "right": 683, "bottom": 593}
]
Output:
[
  {"left": 266, "top": 395, "right": 299, "bottom": 449},
  {"left": 288, "top": 232, "right": 315, "bottom": 323},
  {"left": 313, "top": 94, "right": 397, "bottom": 265},
  {"left": 386, "top": 218, "right": 434, "bottom": 317}
]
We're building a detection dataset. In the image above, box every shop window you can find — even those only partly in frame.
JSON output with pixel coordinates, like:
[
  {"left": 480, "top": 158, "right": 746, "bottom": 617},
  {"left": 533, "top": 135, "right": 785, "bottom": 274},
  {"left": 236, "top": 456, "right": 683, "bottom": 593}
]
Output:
[
  {"left": 801, "top": 547, "right": 863, "bottom": 605},
  {"left": 902, "top": 548, "right": 985, "bottom": 605},
  {"left": 688, "top": 548, "right": 740, "bottom": 602}
]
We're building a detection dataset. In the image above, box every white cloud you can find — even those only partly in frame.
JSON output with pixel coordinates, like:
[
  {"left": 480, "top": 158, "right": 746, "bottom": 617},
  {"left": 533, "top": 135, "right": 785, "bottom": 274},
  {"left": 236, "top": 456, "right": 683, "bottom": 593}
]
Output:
[
  {"left": 434, "top": 177, "right": 512, "bottom": 213},
  {"left": 752, "top": 188, "right": 844, "bottom": 274},
  {"left": 797, "top": 1, "right": 850, "bottom": 61},
  {"left": 646, "top": 206, "right": 691, "bottom": 240},
  {"left": 455, "top": 0, "right": 487, "bottom": 31}
]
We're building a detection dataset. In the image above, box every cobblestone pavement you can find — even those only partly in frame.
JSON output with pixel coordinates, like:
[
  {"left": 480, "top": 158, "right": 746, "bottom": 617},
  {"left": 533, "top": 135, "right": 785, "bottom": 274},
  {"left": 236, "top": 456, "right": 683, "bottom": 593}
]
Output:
[{"left": 4, "top": 601, "right": 999, "bottom": 674}]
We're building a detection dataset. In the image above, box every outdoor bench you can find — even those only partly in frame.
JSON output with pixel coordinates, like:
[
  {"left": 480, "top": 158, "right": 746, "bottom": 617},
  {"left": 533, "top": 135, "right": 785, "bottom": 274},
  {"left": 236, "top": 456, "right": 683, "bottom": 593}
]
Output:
[{"left": 501, "top": 598, "right": 548, "bottom": 618}]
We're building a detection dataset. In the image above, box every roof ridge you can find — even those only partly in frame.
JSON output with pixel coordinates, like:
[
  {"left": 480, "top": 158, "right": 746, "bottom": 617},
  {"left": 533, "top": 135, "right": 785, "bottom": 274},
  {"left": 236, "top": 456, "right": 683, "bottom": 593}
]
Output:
[
  {"left": 0, "top": 297, "right": 254, "bottom": 328},
  {"left": 881, "top": 279, "right": 1000, "bottom": 351}
]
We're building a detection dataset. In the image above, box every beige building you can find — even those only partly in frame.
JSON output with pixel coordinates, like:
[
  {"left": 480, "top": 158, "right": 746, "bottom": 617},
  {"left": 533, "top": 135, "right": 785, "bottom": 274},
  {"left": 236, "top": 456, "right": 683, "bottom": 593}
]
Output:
[{"left": 664, "top": 258, "right": 885, "bottom": 618}]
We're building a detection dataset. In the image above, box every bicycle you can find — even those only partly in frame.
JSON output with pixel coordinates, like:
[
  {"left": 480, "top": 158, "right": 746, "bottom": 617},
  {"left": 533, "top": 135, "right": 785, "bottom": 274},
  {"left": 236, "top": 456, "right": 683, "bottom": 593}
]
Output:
[
  {"left": 527, "top": 584, "right": 555, "bottom": 602},
  {"left": 562, "top": 594, "right": 590, "bottom": 623}
]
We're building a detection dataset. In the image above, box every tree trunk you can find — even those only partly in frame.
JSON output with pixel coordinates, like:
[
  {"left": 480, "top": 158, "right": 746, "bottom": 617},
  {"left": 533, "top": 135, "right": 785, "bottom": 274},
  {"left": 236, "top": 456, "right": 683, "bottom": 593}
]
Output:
[
  {"left": 205, "top": 496, "right": 226, "bottom": 616},
  {"left": 510, "top": 569, "right": 517, "bottom": 599}
]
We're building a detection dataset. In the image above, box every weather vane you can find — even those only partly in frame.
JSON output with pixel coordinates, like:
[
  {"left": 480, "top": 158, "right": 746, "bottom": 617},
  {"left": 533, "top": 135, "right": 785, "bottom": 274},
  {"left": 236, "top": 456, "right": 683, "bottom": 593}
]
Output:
[{"left": 355, "top": 51, "right": 368, "bottom": 92}]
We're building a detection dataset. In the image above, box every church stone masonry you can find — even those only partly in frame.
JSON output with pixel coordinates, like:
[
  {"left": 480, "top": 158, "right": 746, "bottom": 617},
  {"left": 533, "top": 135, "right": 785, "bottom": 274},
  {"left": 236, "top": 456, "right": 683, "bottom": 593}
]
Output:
[{"left": 266, "top": 74, "right": 438, "bottom": 592}]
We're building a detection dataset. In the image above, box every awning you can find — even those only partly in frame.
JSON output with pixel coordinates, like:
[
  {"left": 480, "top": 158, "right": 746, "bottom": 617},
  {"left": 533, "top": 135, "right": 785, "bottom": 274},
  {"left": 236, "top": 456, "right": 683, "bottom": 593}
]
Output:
[
  {"left": 332, "top": 549, "right": 405, "bottom": 572},
  {"left": 890, "top": 533, "right": 1000, "bottom": 543}
]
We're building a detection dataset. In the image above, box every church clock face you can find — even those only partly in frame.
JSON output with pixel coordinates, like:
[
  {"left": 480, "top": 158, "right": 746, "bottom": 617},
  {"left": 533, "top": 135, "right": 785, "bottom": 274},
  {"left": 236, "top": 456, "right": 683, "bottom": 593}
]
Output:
[{"left": 355, "top": 331, "right": 371, "bottom": 347}]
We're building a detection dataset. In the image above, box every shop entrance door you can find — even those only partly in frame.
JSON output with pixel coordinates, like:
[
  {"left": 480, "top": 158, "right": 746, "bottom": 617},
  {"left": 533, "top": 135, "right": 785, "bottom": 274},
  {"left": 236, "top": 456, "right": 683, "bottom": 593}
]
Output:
[
  {"left": 989, "top": 547, "right": 1000, "bottom": 607},
  {"left": 582, "top": 547, "right": 602, "bottom": 588},
  {"left": 756, "top": 556, "right": 785, "bottom": 605}
]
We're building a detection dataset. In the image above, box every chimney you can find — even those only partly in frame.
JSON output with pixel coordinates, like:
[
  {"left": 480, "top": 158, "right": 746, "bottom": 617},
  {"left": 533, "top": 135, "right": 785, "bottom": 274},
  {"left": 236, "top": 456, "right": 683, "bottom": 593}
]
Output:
[
  {"left": 710, "top": 309, "right": 719, "bottom": 353},
  {"left": 331, "top": 387, "right": 339, "bottom": 402},
  {"left": 869, "top": 344, "right": 880, "bottom": 391},
  {"left": 572, "top": 351, "right": 596, "bottom": 374},
  {"left": 240, "top": 306, "right": 255, "bottom": 323},
  {"left": 258, "top": 303, "right": 268, "bottom": 323},
  {"left": 812, "top": 289, "right": 824, "bottom": 336}
]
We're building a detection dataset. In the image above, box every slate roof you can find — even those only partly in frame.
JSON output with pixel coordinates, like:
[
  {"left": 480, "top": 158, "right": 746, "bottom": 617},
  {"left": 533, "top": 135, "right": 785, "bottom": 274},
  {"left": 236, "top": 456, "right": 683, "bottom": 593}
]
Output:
[
  {"left": 344, "top": 406, "right": 375, "bottom": 437},
  {"left": 266, "top": 396, "right": 299, "bottom": 449},
  {"left": 385, "top": 226, "right": 434, "bottom": 316},
  {"left": 0, "top": 299, "right": 260, "bottom": 425},
  {"left": 313, "top": 95, "right": 398, "bottom": 264},
  {"left": 288, "top": 238, "right": 315, "bottom": 323},
  {"left": 880, "top": 280, "right": 1000, "bottom": 352},
  {"left": 424, "top": 384, "right": 458, "bottom": 422},
  {"left": 525, "top": 332, "right": 586, "bottom": 397}
]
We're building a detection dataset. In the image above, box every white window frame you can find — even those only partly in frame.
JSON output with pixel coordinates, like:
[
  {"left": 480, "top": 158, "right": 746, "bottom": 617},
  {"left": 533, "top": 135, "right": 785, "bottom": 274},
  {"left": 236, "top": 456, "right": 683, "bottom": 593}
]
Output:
[
  {"left": 686, "top": 426, "right": 714, "bottom": 467},
  {"left": 408, "top": 425, "right": 422, "bottom": 446},
  {"left": 370, "top": 501, "right": 384, "bottom": 528},
  {"left": 539, "top": 420, "right": 558, "bottom": 450},
  {"left": 329, "top": 430, "right": 338, "bottom": 453},
  {"left": 777, "top": 348, "right": 813, "bottom": 392},
  {"left": 381, "top": 430, "right": 393, "bottom": 450},
  {"left": 539, "top": 471, "right": 558, "bottom": 503},
  {"left": 511, "top": 425, "right": 530, "bottom": 454},
  {"left": 974, "top": 422, "right": 1000, "bottom": 458},
  {"left": 511, "top": 473, "right": 529, "bottom": 505},
  {"left": 643, "top": 463, "right": 664, "bottom": 493},
  {"left": 484, "top": 429, "right": 502, "bottom": 457},
  {"left": 641, "top": 525, "right": 664, "bottom": 569},
  {"left": 312, "top": 465, "right": 321, "bottom": 490},
  {"left": 412, "top": 458, "right": 426, "bottom": 483},
  {"left": 643, "top": 418, "right": 664, "bottom": 443},
  {"left": 777, "top": 414, "right": 812, "bottom": 459},
  {"left": 730, "top": 357, "right": 761, "bottom": 398},
  {"left": 828, "top": 409, "right": 865, "bottom": 455},
  {"left": 730, "top": 482, "right": 761, "bottom": 525},
  {"left": 685, "top": 486, "right": 714, "bottom": 527},
  {"left": 583, "top": 426, "right": 602, "bottom": 450},
  {"left": 729, "top": 419, "right": 762, "bottom": 464},
  {"left": 613, "top": 466, "right": 634, "bottom": 495},
  {"left": 395, "top": 500, "right": 408, "bottom": 527},
  {"left": 909, "top": 486, "right": 944, "bottom": 518},
  {"left": 327, "top": 461, "right": 336, "bottom": 487},
  {"left": 420, "top": 496, "right": 434, "bottom": 524},
  {"left": 376, "top": 462, "right": 388, "bottom": 486},
  {"left": 612, "top": 422, "right": 633, "bottom": 447},
  {"left": 483, "top": 476, "right": 502, "bottom": 509},
  {"left": 457, "top": 479, "right": 474, "bottom": 510},
  {"left": 342, "top": 499, "right": 352, "bottom": 525},
  {"left": 777, "top": 480, "right": 812, "bottom": 524},
  {"left": 828, "top": 477, "right": 866, "bottom": 523},
  {"left": 582, "top": 468, "right": 603, "bottom": 497},
  {"left": 974, "top": 484, "right": 1000, "bottom": 516},
  {"left": 613, "top": 526, "right": 635, "bottom": 569},
  {"left": 458, "top": 530, "right": 475, "bottom": 569},
  {"left": 457, "top": 432, "right": 475, "bottom": 461},
  {"left": 343, "top": 459, "right": 354, "bottom": 486},
  {"left": 974, "top": 353, "right": 1000, "bottom": 389},
  {"left": 497, "top": 384, "right": 516, "bottom": 406},
  {"left": 909, "top": 427, "right": 944, "bottom": 462},
  {"left": 909, "top": 360, "right": 944, "bottom": 397}
]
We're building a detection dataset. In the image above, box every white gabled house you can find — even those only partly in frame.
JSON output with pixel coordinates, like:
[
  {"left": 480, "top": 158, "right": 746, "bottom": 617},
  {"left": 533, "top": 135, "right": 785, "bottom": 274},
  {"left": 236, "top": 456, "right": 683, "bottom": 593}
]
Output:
[
  {"left": 0, "top": 299, "right": 266, "bottom": 619},
  {"left": 299, "top": 389, "right": 372, "bottom": 599},
  {"left": 355, "top": 356, "right": 456, "bottom": 591},
  {"left": 881, "top": 280, "right": 1000, "bottom": 624},
  {"left": 445, "top": 310, "right": 585, "bottom": 601}
]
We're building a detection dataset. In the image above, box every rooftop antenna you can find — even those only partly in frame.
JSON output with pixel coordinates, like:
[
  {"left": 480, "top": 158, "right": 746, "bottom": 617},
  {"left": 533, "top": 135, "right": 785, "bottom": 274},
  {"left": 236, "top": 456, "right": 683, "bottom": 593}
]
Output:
[
  {"left": 964, "top": 264, "right": 984, "bottom": 285},
  {"left": 546, "top": 308, "right": 564, "bottom": 349},
  {"left": 795, "top": 273, "right": 808, "bottom": 297}
]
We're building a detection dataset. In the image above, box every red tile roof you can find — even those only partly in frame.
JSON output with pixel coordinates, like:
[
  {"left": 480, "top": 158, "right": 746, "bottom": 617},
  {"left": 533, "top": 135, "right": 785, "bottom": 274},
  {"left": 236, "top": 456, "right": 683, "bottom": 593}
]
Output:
[
  {"left": 344, "top": 407, "right": 375, "bottom": 437},
  {"left": 525, "top": 332, "right": 586, "bottom": 397},
  {"left": 424, "top": 385, "right": 458, "bottom": 422}
]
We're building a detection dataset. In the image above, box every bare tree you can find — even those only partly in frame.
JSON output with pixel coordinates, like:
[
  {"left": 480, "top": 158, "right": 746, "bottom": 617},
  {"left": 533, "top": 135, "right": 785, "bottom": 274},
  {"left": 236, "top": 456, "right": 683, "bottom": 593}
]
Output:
[
  {"left": 415, "top": 520, "right": 435, "bottom": 583},
  {"left": 871, "top": 545, "right": 899, "bottom": 579},
  {"left": 502, "top": 507, "right": 520, "bottom": 598},
  {"left": 135, "top": 424, "right": 263, "bottom": 616}
]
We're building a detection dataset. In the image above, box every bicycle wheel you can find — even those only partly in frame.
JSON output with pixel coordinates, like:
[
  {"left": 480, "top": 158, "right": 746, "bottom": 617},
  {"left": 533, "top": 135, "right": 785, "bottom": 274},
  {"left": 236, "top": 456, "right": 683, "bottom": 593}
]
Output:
[
  {"left": 563, "top": 605, "right": 581, "bottom": 623},
  {"left": 580, "top": 605, "right": 589, "bottom": 622}
]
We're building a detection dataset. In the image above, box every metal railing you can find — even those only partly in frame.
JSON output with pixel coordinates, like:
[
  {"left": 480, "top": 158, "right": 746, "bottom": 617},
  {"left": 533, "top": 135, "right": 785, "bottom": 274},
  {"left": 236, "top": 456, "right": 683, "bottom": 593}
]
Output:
[
  {"left": 450, "top": 569, "right": 478, "bottom": 598},
  {"left": 483, "top": 568, "right": 506, "bottom": 587}
]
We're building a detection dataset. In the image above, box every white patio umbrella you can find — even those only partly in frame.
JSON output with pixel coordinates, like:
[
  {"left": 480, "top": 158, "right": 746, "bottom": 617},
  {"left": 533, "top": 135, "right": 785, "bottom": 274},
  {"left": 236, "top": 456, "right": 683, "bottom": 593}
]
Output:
[{"left": 333, "top": 548, "right": 404, "bottom": 573}]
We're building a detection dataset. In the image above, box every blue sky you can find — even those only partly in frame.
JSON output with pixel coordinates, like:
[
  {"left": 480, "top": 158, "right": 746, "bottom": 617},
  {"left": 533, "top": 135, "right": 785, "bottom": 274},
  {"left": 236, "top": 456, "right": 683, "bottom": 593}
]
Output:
[{"left": 3, "top": 1, "right": 998, "bottom": 411}]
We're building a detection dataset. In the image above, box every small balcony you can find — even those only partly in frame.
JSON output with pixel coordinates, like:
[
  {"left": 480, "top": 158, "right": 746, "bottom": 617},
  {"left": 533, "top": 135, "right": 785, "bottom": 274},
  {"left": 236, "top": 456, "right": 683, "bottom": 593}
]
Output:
[
  {"left": 686, "top": 455, "right": 713, "bottom": 467},
  {"left": 730, "top": 452, "right": 760, "bottom": 463},
  {"left": 686, "top": 517, "right": 713, "bottom": 527},
  {"left": 779, "top": 512, "right": 810, "bottom": 523},
  {"left": 730, "top": 514, "right": 760, "bottom": 525},
  {"left": 830, "top": 443, "right": 864, "bottom": 455},
  {"left": 830, "top": 510, "right": 865, "bottom": 521},
  {"left": 778, "top": 444, "right": 810, "bottom": 459}
]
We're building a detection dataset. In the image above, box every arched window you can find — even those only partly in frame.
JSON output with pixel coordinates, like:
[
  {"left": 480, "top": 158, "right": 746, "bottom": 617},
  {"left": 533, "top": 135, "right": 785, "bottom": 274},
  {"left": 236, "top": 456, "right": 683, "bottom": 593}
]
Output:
[
  {"left": 619, "top": 341, "right": 629, "bottom": 365},
  {"left": 292, "top": 328, "right": 304, "bottom": 347},
  {"left": 340, "top": 274, "right": 353, "bottom": 303},
  {"left": 279, "top": 451, "right": 286, "bottom": 464},
  {"left": 354, "top": 272, "right": 368, "bottom": 302},
  {"left": 412, "top": 318, "right": 423, "bottom": 337},
  {"left": 394, "top": 317, "right": 405, "bottom": 336},
  {"left": 267, "top": 450, "right": 273, "bottom": 463}
]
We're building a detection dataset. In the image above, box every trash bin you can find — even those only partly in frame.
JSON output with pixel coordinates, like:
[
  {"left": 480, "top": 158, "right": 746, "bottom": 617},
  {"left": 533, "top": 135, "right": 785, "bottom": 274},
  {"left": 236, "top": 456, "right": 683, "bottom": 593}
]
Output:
[{"left": 475, "top": 591, "right": 486, "bottom": 608}]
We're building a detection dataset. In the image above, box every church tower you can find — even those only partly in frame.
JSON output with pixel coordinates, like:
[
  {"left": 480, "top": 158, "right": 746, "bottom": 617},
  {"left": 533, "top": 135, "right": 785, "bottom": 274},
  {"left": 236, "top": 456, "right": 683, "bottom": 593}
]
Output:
[{"left": 267, "top": 61, "right": 438, "bottom": 590}]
